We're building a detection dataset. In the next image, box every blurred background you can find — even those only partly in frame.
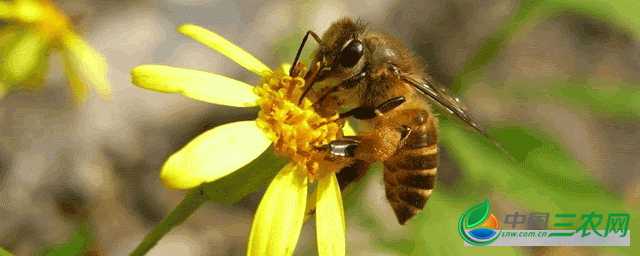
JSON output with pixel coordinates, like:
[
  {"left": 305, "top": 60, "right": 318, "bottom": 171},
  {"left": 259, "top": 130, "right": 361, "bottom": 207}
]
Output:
[{"left": 1, "top": 0, "right": 638, "bottom": 255}]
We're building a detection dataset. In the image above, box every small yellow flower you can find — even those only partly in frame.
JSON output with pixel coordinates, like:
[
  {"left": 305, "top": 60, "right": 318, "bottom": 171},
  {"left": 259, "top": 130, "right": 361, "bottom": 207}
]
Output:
[
  {"left": 0, "top": 0, "right": 110, "bottom": 101},
  {"left": 131, "top": 24, "right": 355, "bottom": 255}
]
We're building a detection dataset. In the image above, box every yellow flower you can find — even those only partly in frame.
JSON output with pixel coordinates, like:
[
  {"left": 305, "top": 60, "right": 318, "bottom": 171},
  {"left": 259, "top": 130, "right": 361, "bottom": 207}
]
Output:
[
  {"left": 0, "top": 0, "right": 110, "bottom": 101},
  {"left": 131, "top": 24, "right": 354, "bottom": 256}
]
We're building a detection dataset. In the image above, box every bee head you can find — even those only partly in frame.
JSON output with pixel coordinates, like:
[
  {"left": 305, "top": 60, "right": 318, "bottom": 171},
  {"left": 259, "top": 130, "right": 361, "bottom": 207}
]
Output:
[
  {"left": 295, "top": 18, "right": 370, "bottom": 109},
  {"left": 310, "top": 18, "right": 368, "bottom": 87}
]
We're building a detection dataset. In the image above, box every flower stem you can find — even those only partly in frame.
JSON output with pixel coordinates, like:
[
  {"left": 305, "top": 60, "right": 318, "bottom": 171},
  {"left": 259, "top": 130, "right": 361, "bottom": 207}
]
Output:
[{"left": 129, "top": 187, "right": 208, "bottom": 256}]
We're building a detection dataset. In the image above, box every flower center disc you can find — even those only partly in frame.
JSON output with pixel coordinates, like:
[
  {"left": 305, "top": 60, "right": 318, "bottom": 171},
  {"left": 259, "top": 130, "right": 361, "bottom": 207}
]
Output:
[{"left": 254, "top": 63, "right": 345, "bottom": 181}]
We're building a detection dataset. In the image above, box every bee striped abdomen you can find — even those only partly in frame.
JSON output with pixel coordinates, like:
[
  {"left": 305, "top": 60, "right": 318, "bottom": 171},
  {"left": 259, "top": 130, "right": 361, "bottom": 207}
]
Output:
[{"left": 383, "top": 109, "right": 438, "bottom": 225}]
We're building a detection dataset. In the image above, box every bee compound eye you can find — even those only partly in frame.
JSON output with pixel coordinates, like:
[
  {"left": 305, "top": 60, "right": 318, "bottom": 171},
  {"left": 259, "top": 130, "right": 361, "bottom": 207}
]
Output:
[{"left": 339, "top": 40, "right": 364, "bottom": 68}]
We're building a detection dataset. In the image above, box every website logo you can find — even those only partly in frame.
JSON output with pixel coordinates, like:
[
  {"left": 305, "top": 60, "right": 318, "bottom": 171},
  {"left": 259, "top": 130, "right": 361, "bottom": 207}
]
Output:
[
  {"left": 458, "top": 199, "right": 501, "bottom": 245},
  {"left": 458, "top": 199, "right": 630, "bottom": 246}
]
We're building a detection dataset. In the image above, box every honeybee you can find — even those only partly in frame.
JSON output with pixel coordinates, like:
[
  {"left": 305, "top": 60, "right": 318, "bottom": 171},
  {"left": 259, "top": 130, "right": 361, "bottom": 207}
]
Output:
[{"left": 292, "top": 18, "right": 503, "bottom": 224}]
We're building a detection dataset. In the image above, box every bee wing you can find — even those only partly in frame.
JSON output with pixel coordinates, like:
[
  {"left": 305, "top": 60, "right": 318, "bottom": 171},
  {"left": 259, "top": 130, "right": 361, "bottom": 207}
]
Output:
[{"left": 399, "top": 72, "right": 508, "bottom": 153}]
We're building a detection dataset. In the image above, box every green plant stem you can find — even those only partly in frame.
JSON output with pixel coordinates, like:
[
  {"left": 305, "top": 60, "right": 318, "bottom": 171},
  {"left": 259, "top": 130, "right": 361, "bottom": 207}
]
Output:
[{"left": 129, "top": 188, "right": 208, "bottom": 256}]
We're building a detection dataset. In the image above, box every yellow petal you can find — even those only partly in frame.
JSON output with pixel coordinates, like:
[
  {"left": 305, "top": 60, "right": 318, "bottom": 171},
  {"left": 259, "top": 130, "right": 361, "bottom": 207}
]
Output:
[
  {"left": 0, "top": 2, "right": 12, "bottom": 19},
  {"left": 61, "top": 32, "right": 111, "bottom": 99},
  {"left": 131, "top": 65, "right": 258, "bottom": 107},
  {"left": 13, "top": 0, "right": 45, "bottom": 23},
  {"left": 316, "top": 173, "right": 346, "bottom": 256},
  {"left": 177, "top": 24, "right": 271, "bottom": 77},
  {"left": 4, "top": 32, "right": 47, "bottom": 81},
  {"left": 160, "top": 121, "right": 271, "bottom": 190},
  {"left": 63, "top": 53, "right": 87, "bottom": 103},
  {"left": 248, "top": 164, "right": 307, "bottom": 256}
]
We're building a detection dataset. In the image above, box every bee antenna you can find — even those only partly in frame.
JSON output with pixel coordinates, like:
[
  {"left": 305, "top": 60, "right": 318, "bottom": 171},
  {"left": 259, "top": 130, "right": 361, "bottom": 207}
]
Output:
[{"left": 289, "top": 30, "right": 323, "bottom": 76}]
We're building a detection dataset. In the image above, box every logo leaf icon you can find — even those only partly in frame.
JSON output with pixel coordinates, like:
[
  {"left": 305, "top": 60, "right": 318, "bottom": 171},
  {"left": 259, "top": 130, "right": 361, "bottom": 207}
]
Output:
[
  {"left": 459, "top": 199, "right": 500, "bottom": 245},
  {"left": 466, "top": 199, "right": 490, "bottom": 228}
]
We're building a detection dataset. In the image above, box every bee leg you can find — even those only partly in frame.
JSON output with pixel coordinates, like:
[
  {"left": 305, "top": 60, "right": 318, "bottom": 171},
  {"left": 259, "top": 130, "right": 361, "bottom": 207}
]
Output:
[
  {"left": 317, "top": 139, "right": 360, "bottom": 157},
  {"left": 314, "top": 72, "right": 368, "bottom": 106},
  {"left": 339, "top": 96, "right": 406, "bottom": 120},
  {"left": 398, "top": 125, "right": 412, "bottom": 141},
  {"left": 319, "top": 128, "right": 403, "bottom": 163},
  {"left": 319, "top": 97, "right": 407, "bottom": 158},
  {"left": 336, "top": 160, "right": 369, "bottom": 190}
]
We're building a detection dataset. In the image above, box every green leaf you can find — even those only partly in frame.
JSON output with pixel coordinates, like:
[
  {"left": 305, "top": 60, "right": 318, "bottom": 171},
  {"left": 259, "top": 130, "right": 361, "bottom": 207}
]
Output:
[
  {"left": 506, "top": 76, "right": 640, "bottom": 118},
  {"left": 440, "top": 121, "right": 639, "bottom": 255},
  {"left": 454, "top": 0, "right": 640, "bottom": 94},
  {"left": 542, "top": 0, "right": 640, "bottom": 37},
  {"left": 558, "top": 79, "right": 640, "bottom": 118},
  {"left": 465, "top": 199, "right": 490, "bottom": 228},
  {"left": 201, "top": 145, "right": 288, "bottom": 205},
  {"left": 453, "top": 0, "right": 548, "bottom": 93},
  {"left": 413, "top": 193, "right": 525, "bottom": 256},
  {"left": 37, "top": 222, "right": 93, "bottom": 256},
  {"left": 442, "top": 120, "right": 607, "bottom": 189}
]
